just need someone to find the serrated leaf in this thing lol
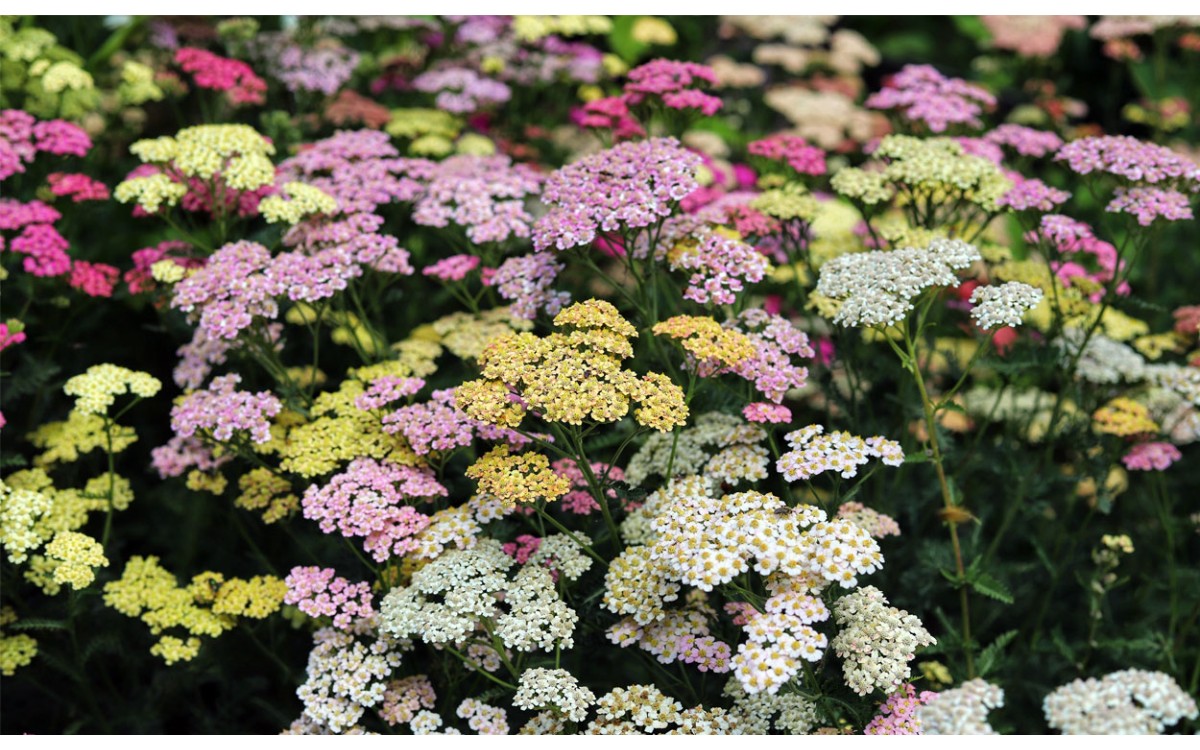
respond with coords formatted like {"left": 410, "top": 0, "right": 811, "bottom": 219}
{"left": 970, "top": 572, "right": 1014, "bottom": 604}
{"left": 904, "top": 451, "right": 931, "bottom": 464}
{"left": 977, "top": 630, "right": 1019, "bottom": 677}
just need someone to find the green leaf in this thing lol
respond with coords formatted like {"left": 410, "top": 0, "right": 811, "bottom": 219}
{"left": 904, "top": 451, "right": 931, "bottom": 464}
{"left": 8, "top": 617, "right": 71, "bottom": 632}
{"left": 970, "top": 572, "right": 1014, "bottom": 604}
{"left": 609, "top": 16, "right": 650, "bottom": 63}
{"left": 951, "top": 15, "right": 991, "bottom": 44}
{"left": 977, "top": 630, "right": 1019, "bottom": 677}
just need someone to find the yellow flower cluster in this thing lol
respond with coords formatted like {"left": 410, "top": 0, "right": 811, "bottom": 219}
{"left": 276, "top": 379, "right": 420, "bottom": 478}
{"left": 34, "top": 60, "right": 93, "bottom": 93}
{"left": 652, "top": 316, "right": 757, "bottom": 369}
{"left": 512, "top": 15, "right": 612, "bottom": 42}
{"left": 830, "top": 168, "right": 895, "bottom": 205}
{"left": 0, "top": 607, "right": 38, "bottom": 677}
{"left": 63, "top": 364, "right": 162, "bottom": 416}
{"left": 1133, "top": 333, "right": 1183, "bottom": 360}
{"left": 113, "top": 172, "right": 188, "bottom": 214}
{"left": 458, "top": 299, "right": 688, "bottom": 432}
{"left": 1, "top": 474, "right": 52, "bottom": 564}
{"left": 118, "top": 60, "right": 164, "bottom": 105}
{"left": 236, "top": 468, "right": 298, "bottom": 524}
{"left": 44, "top": 531, "right": 108, "bottom": 590}
{"left": 465, "top": 446, "right": 571, "bottom": 508}
{"left": 103, "top": 556, "right": 284, "bottom": 664}
{"left": 186, "top": 469, "right": 228, "bottom": 495}
{"left": 751, "top": 183, "right": 821, "bottom": 222}
{"left": 873, "top": 135, "right": 1012, "bottom": 211}
{"left": 150, "top": 258, "right": 189, "bottom": 284}
{"left": 385, "top": 108, "right": 462, "bottom": 142}
{"left": 1092, "top": 398, "right": 1159, "bottom": 437}
{"left": 431, "top": 308, "right": 534, "bottom": 362}
{"left": 30, "top": 410, "right": 137, "bottom": 466}
{"left": 259, "top": 182, "right": 339, "bottom": 225}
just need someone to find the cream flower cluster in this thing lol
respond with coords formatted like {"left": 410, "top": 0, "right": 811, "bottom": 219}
{"left": 512, "top": 667, "right": 596, "bottom": 723}
{"left": 1043, "top": 669, "right": 1198, "bottom": 734}
{"left": 919, "top": 678, "right": 1004, "bottom": 735}
{"left": 63, "top": 364, "right": 162, "bottom": 416}
{"left": 776, "top": 424, "right": 904, "bottom": 481}
{"left": 969, "top": 281, "right": 1044, "bottom": 330}
{"left": 830, "top": 586, "right": 936, "bottom": 696}
{"left": 816, "top": 239, "right": 982, "bottom": 327}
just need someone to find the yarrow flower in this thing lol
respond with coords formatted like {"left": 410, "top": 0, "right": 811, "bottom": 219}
{"left": 998, "top": 176, "right": 1071, "bottom": 212}
{"left": 1054, "top": 135, "right": 1200, "bottom": 190}
{"left": 175, "top": 47, "right": 267, "bottom": 105}
{"left": 423, "top": 254, "right": 480, "bottom": 282}
{"left": 623, "top": 59, "right": 722, "bottom": 116}
{"left": 866, "top": 64, "right": 996, "bottom": 132}
{"left": 816, "top": 238, "right": 982, "bottom": 328}
{"left": 832, "top": 586, "right": 936, "bottom": 696}
{"left": 865, "top": 684, "right": 938, "bottom": 735}
{"left": 984, "top": 124, "right": 1064, "bottom": 158}
{"left": 1106, "top": 186, "right": 1194, "bottom": 226}
{"left": 512, "top": 668, "right": 596, "bottom": 723}
{"left": 743, "top": 403, "right": 792, "bottom": 424}
{"left": 1122, "top": 442, "right": 1182, "bottom": 471}
{"left": 747, "top": 134, "right": 827, "bottom": 176}
{"left": 920, "top": 679, "right": 1004, "bottom": 735}
{"left": 777, "top": 425, "right": 904, "bottom": 481}
{"left": 533, "top": 138, "right": 701, "bottom": 252}
{"left": 170, "top": 373, "right": 282, "bottom": 444}
{"left": 1043, "top": 669, "right": 1198, "bottom": 734}
{"left": 413, "top": 68, "right": 511, "bottom": 113}
{"left": 63, "top": 364, "right": 162, "bottom": 415}
{"left": 968, "top": 281, "right": 1043, "bottom": 330}
{"left": 668, "top": 229, "right": 770, "bottom": 306}
{"left": 284, "top": 567, "right": 375, "bottom": 630}
{"left": 46, "top": 172, "right": 109, "bottom": 202}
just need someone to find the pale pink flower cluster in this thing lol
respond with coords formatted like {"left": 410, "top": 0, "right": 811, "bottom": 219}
{"left": 777, "top": 425, "right": 904, "bottom": 482}
{"left": 865, "top": 683, "right": 938, "bottom": 735}
{"left": 725, "top": 310, "right": 815, "bottom": 403}
{"left": 353, "top": 376, "right": 425, "bottom": 411}
{"left": 980, "top": 16, "right": 1085, "bottom": 57}
{"left": 734, "top": 589, "right": 831, "bottom": 694}
{"left": 490, "top": 251, "right": 570, "bottom": 320}
{"left": 609, "top": 608, "right": 733, "bottom": 675}
{"left": 999, "top": 176, "right": 1071, "bottom": 212}
{"left": 412, "top": 67, "right": 511, "bottom": 113}
{"left": 285, "top": 566, "right": 376, "bottom": 630}
{"left": 837, "top": 501, "right": 901, "bottom": 539}
{"left": 866, "top": 64, "right": 996, "bottom": 132}
{"left": 1033, "top": 215, "right": 1129, "bottom": 300}
{"left": 378, "top": 676, "right": 437, "bottom": 726}
{"left": 1055, "top": 135, "right": 1200, "bottom": 189}
{"left": 410, "top": 155, "right": 543, "bottom": 244}
{"left": 170, "top": 373, "right": 282, "bottom": 444}
{"left": 533, "top": 137, "right": 701, "bottom": 252}
{"left": 984, "top": 124, "right": 1064, "bottom": 158}
{"left": 383, "top": 388, "right": 529, "bottom": 455}
{"left": 150, "top": 434, "right": 231, "bottom": 479}
{"left": 670, "top": 231, "right": 769, "bottom": 306}
{"left": 1122, "top": 442, "right": 1182, "bottom": 471}
{"left": 551, "top": 458, "right": 626, "bottom": 515}
{"left": 301, "top": 457, "right": 443, "bottom": 562}
{"left": 456, "top": 699, "right": 509, "bottom": 735}
{"left": 1107, "top": 186, "right": 1194, "bottom": 226}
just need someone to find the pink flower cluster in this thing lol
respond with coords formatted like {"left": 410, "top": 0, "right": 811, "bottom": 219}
{"left": 623, "top": 59, "right": 722, "bottom": 116}
{"left": 550, "top": 458, "right": 627, "bottom": 515}
{"left": 725, "top": 310, "right": 815, "bottom": 403}
{"left": 999, "top": 176, "right": 1072, "bottom": 213}
{"left": 301, "top": 457, "right": 443, "bottom": 562}
{"left": 175, "top": 47, "right": 267, "bottom": 105}
{"left": 742, "top": 403, "right": 792, "bottom": 424}
{"left": 1032, "top": 215, "right": 1129, "bottom": 300}
{"left": 383, "top": 388, "right": 529, "bottom": 456}
{"left": 533, "top": 137, "right": 702, "bottom": 252}
{"left": 169, "top": 373, "right": 282, "bottom": 444}
{"left": 503, "top": 534, "right": 542, "bottom": 564}
{"left": 284, "top": 566, "right": 375, "bottom": 630}
{"left": 47, "top": 172, "right": 110, "bottom": 202}
{"left": 574, "top": 96, "right": 644, "bottom": 140}
{"left": 412, "top": 67, "right": 511, "bottom": 113}
{"left": 354, "top": 376, "right": 426, "bottom": 412}
{"left": 423, "top": 254, "right": 480, "bottom": 282}
{"left": 68, "top": 260, "right": 120, "bottom": 298}
{"left": 866, "top": 64, "right": 996, "bottom": 133}
{"left": 747, "top": 134, "right": 827, "bottom": 176}
{"left": 150, "top": 434, "right": 230, "bottom": 479}
{"left": 276, "top": 130, "right": 431, "bottom": 215}
{"left": 409, "top": 155, "right": 543, "bottom": 244}
{"left": 1122, "top": 442, "right": 1182, "bottom": 472}
{"left": 1, "top": 200, "right": 71, "bottom": 277}
{"left": 0, "top": 322, "right": 27, "bottom": 353}
{"left": 171, "top": 241, "right": 281, "bottom": 340}
{"left": 1106, "top": 186, "right": 1194, "bottom": 226}
{"left": 1, "top": 110, "right": 92, "bottom": 181}
{"left": 671, "top": 231, "right": 769, "bottom": 306}
{"left": 674, "top": 634, "right": 733, "bottom": 673}
{"left": 1055, "top": 135, "right": 1200, "bottom": 190}
{"left": 865, "top": 683, "right": 938, "bottom": 735}
{"left": 837, "top": 501, "right": 901, "bottom": 539}
{"left": 256, "top": 33, "right": 360, "bottom": 96}
{"left": 491, "top": 251, "right": 570, "bottom": 320}
{"left": 980, "top": 15, "right": 1085, "bottom": 58}
{"left": 984, "top": 124, "right": 1064, "bottom": 158}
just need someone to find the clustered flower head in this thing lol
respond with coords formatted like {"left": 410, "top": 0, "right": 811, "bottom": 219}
{"left": 623, "top": 59, "right": 722, "bottom": 116}
{"left": 512, "top": 667, "right": 596, "bottom": 722}
{"left": 1122, "top": 441, "right": 1182, "bottom": 471}
{"left": 62, "top": 364, "right": 162, "bottom": 416}
{"left": 409, "top": 154, "right": 543, "bottom": 244}
{"left": 747, "top": 134, "right": 827, "bottom": 176}
{"left": 969, "top": 281, "right": 1043, "bottom": 330}
{"left": 1043, "top": 669, "right": 1197, "bottom": 734}
{"left": 175, "top": 47, "right": 267, "bottom": 105}
{"left": 284, "top": 566, "right": 375, "bottom": 630}
{"left": 457, "top": 299, "right": 689, "bottom": 432}
{"left": 667, "top": 229, "right": 770, "bottom": 306}
{"left": 777, "top": 424, "right": 904, "bottom": 482}
{"left": 1, "top": 109, "right": 92, "bottom": 181}
{"left": 919, "top": 679, "right": 1004, "bottom": 735}
{"left": 533, "top": 138, "right": 701, "bottom": 252}
{"left": 169, "top": 373, "right": 282, "bottom": 444}
{"left": 866, "top": 64, "right": 996, "bottom": 132}
{"left": 816, "top": 238, "right": 982, "bottom": 328}
{"left": 865, "top": 683, "right": 938, "bottom": 735}
{"left": 831, "top": 586, "right": 936, "bottom": 696}
{"left": 413, "top": 68, "right": 511, "bottom": 114}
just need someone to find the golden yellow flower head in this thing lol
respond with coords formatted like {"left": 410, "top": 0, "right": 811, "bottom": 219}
{"left": 1093, "top": 397, "right": 1159, "bottom": 437}
{"left": 465, "top": 446, "right": 571, "bottom": 507}
{"left": 653, "top": 315, "right": 757, "bottom": 368}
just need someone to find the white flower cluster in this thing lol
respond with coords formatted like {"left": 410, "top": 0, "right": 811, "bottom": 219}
{"left": 816, "top": 238, "right": 981, "bottom": 328}
{"left": 513, "top": 667, "right": 596, "bottom": 723}
{"left": 724, "top": 680, "right": 818, "bottom": 734}
{"left": 776, "top": 424, "right": 904, "bottom": 482}
{"left": 830, "top": 586, "right": 936, "bottom": 696}
{"left": 607, "top": 601, "right": 731, "bottom": 674}
{"left": 1146, "top": 362, "right": 1200, "bottom": 406}
{"left": 295, "top": 625, "right": 404, "bottom": 734}
{"left": 919, "top": 678, "right": 1004, "bottom": 735}
{"left": 1055, "top": 328, "right": 1145, "bottom": 384}
{"left": 587, "top": 684, "right": 683, "bottom": 733}
{"left": 527, "top": 532, "right": 593, "bottom": 580}
{"left": 624, "top": 412, "right": 766, "bottom": 486}
{"left": 1043, "top": 669, "right": 1198, "bottom": 734}
{"left": 496, "top": 565, "right": 579, "bottom": 652}
{"left": 734, "top": 590, "right": 830, "bottom": 694}
{"left": 379, "top": 539, "right": 512, "bottom": 644}
{"left": 603, "top": 544, "right": 683, "bottom": 625}
{"left": 969, "top": 281, "right": 1043, "bottom": 330}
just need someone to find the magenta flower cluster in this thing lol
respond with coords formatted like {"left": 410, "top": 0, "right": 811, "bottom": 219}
{"left": 748, "top": 134, "right": 828, "bottom": 176}
{"left": 623, "top": 59, "right": 722, "bottom": 116}
{"left": 671, "top": 231, "right": 770, "bottom": 306}
{"left": 175, "top": 47, "right": 267, "bottom": 106}
{"left": 0, "top": 109, "right": 91, "bottom": 181}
